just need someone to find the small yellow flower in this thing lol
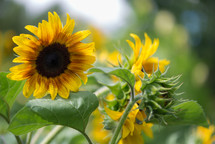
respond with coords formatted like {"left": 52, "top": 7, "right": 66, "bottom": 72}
{"left": 7, "top": 12, "right": 95, "bottom": 99}
{"left": 127, "top": 33, "right": 169, "bottom": 92}
{"left": 196, "top": 125, "right": 215, "bottom": 144}
{"left": 91, "top": 109, "right": 111, "bottom": 144}
{"left": 105, "top": 103, "right": 153, "bottom": 144}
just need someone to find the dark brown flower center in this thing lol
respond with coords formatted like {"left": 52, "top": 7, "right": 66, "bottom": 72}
{"left": 36, "top": 43, "right": 70, "bottom": 78}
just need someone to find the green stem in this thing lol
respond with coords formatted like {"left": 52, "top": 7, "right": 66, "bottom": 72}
{"left": 31, "top": 127, "right": 45, "bottom": 144}
{"left": 79, "top": 131, "right": 93, "bottom": 144}
{"left": 130, "top": 86, "right": 135, "bottom": 101}
{"left": 15, "top": 136, "right": 22, "bottom": 144}
{"left": 26, "top": 132, "right": 33, "bottom": 144}
{"left": 2, "top": 107, "right": 22, "bottom": 144}
{"left": 110, "top": 96, "right": 141, "bottom": 144}
{"left": 94, "top": 86, "right": 109, "bottom": 98}
{"left": 40, "top": 126, "right": 64, "bottom": 144}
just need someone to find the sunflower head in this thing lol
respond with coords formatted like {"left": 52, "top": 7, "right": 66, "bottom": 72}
{"left": 7, "top": 12, "right": 95, "bottom": 100}
{"left": 105, "top": 103, "right": 153, "bottom": 144}
{"left": 127, "top": 33, "right": 170, "bottom": 92}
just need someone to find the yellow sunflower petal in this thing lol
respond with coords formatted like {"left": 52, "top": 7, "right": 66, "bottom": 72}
{"left": 62, "top": 14, "right": 75, "bottom": 35}
{"left": 130, "top": 33, "right": 142, "bottom": 60}
{"left": 13, "top": 46, "right": 37, "bottom": 57}
{"left": 53, "top": 12, "right": 62, "bottom": 34}
{"left": 119, "top": 130, "right": 144, "bottom": 144}
{"left": 142, "top": 122, "right": 153, "bottom": 138}
{"left": 142, "top": 57, "right": 159, "bottom": 74}
{"left": 66, "top": 30, "right": 91, "bottom": 46}
{"left": 7, "top": 72, "right": 28, "bottom": 81}
{"left": 143, "top": 57, "right": 169, "bottom": 74}
{"left": 70, "top": 55, "right": 96, "bottom": 64}
{"left": 23, "top": 74, "right": 37, "bottom": 98}
{"left": 59, "top": 72, "right": 79, "bottom": 92}
{"left": 20, "top": 34, "right": 38, "bottom": 43}
{"left": 68, "top": 63, "right": 93, "bottom": 71}
{"left": 148, "top": 38, "right": 159, "bottom": 58}
{"left": 144, "top": 33, "right": 152, "bottom": 49}
{"left": 37, "top": 21, "right": 49, "bottom": 44}
{"left": 7, "top": 64, "right": 35, "bottom": 80}
{"left": 68, "top": 42, "right": 95, "bottom": 55}
{"left": 69, "top": 70, "right": 88, "bottom": 84}
{"left": 104, "top": 107, "right": 123, "bottom": 121}
{"left": 136, "top": 111, "right": 145, "bottom": 121}
{"left": 123, "top": 119, "right": 135, "bottom": 137}
{"left": 25, "top": 25, "right": 38, "bottom": 37}
{"left": 48, "top": 12, "right": 56, "bottom": 36}
{"left": 13, "top": 57, "right": 35, "bottom": 63}
{"left": 48, "top": 78, "right": 58, "bottom": 100}
{"left": 34, "top": 75, "right": 48, "bottom": 98}
{"left": 142, "top": 33, "right": 152, "bottom": 60}
{"left": 142, "top": 33, "right": 159, "bottom": 60}
{"left": 134, "top": 78, "right": 142, "bottom": 92}
{"left": 13, "top": 36, "right": 39, "bottom": 49}
{"left": 58, "top": 84, "right": 70, "bottom": 99}
{"left": 159, "top": 59, "right": 170, "bottom": 73}
{"left": 9, "top": 63, "right": 32, "bottom": 72}
{"left": 122, "top": 121, "right": 131, "bottom": 138}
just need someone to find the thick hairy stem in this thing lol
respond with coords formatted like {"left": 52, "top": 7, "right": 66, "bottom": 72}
{"left": 110, "top": 96, "right": 141, "bottom": 144}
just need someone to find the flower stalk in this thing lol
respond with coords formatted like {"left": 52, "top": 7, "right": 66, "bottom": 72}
{"left": 40, "top": 125, "right": 65, "bottom": 144}
{"left": 110, "top": 95, "right": 142, "bottom": 144}
{"left": 26, "top": 132, "right": 33, "bottom": 144}
{"left": 15, "top": 136, "right": 22, "bottom": 144}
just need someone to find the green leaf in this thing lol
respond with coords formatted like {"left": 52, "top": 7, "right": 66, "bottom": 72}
{"left": 8, "top": 91, "right": 99, "bottom": 135}
{"left": 0, "top": 72, "right": 24, "bottom": 122}
{"left": 89, "top": 67, "right": 135, "bottom": 87}
{"left": 152, "top": 101, "right": 208, "bottom": 127}
{"left": 106, "top": 83, "right": 124, "bottom": 99}
{"left": 98, "top": 82, "right": 124, "bottom": 100}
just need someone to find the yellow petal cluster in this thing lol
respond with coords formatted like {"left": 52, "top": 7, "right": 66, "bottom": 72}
{"left": 127, "top": 33, "right": 170, "bottom": 92}
{"left": 105, "top": 103, "right": 153, "bottom": 144}
{"left": 197, "top": 125, "right": 215, "bottom": 144}
{"left": 91, "top": 109, "right": 111, "bottom": 144}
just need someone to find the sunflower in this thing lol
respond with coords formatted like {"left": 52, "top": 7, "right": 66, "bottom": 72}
{"left": 127, "top": 33, "right": 170, "bottom": 92}
{"left": 196, "top": 125, "right": 215, "bottom": 144}
{"left": 105, "top": 103, "right": 153, "bottom": 144}
{"left": 91, "top": 109, "right": 111, "bottom": 144}
{"left": 7, "top": 12, "right": 95, "bottom": 99}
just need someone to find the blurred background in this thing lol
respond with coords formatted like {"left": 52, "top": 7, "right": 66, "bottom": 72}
{"left": 0, "top": 0, "right": 215, "bottom": 143}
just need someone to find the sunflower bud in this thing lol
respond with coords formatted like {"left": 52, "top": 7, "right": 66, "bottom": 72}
{"left": 139, "top": 68, "right": 182, "bottom": 123}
